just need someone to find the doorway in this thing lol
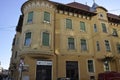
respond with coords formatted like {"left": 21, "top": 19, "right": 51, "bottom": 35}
{"left": 66, "top": 61, "right": 79, "bottom": 80}
{"left": 36, "top": 60, "right": 52, "bottom": 80}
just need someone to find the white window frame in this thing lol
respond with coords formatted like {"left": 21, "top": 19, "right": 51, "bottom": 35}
{"left": 103, "top": 61, "right": 111, "bottom": 72}
{"left": 87, "top": 59, "right": 95, "bottom": 73}
{"left": 104, "top": 40, "right": 111, "bottom": 52}
{"left": 43, "top": 11, "right": 51, "bottom": 24}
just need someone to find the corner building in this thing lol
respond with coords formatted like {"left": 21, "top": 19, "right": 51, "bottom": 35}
{"left": 10, "top": 0, "right": 120, "bottom": 80}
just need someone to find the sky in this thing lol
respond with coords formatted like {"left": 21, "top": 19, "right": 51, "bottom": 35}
{"left": 0, "top": 0, "right": 120, "bottom": 69}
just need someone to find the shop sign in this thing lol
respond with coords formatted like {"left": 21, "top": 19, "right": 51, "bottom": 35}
{"left": 37, "top": 61, "right": 52, "bottom": 66}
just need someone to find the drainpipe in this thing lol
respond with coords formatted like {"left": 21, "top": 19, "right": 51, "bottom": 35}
{"left": 53, "top": 7, "right": 58, "bottom": 79}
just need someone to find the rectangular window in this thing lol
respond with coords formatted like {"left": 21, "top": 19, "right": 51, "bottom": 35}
{"left": 66, "top": 19, "right": 72, "bottom": 29}
{"left": 94, "top": 24, "right": 97, "bottom": 32}
{"left": 44, "top": 11, "right": 50, "bottom": 22}
{"left": 105, "top": 40, "right": 111, "bottom": 52}
{"left": 96, "top": 41, "right": 100, "bottom": 51}
{"left": 27, "top": 11, "right": 33, "bottom": 23}
{"left": 81, "top": 39, "right": 87, "bottom": 51}
{"left": 68, "top": 38, "right": 75, "bottom": 49}
{"left": 88, "top": 60, "right": 94, "bottom": 73}
{"left": 102, "top": 23, "right": 107, "bottom": 33}
{"left": 42, "top": 32, "right": 49, "bottom": 46}
{"left": 117, "top": 44, "right": 120, "bottom": 53}
{"left": 80, "top": 21, "right": 86, "bottom": 32}
{"left": 24, "top": 32, "right": 31, "bottom": 46}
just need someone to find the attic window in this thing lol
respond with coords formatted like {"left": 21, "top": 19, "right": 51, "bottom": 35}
{"left": 100, "top": 13, "right": 103, "bottom": 17}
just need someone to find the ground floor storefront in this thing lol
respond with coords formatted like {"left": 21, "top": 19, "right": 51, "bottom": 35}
{"left": 11, "top": 54, "right": 120, "bottom": 80}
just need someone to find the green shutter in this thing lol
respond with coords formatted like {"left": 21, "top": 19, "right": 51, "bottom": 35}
{"left": 102, "top": 23, "right": 107, "bottom": 32}
{"left": 42, "top": 32, "right": 49, "bottom": 46}
{"left": 80, "top": 22, "right": 85, "bottom": 31}
{"left": 27, "top": 11, "right": 33, "bottom": 23}
{"left": 66, "top": 19, "right": 72, "bottom": 29}
{"left": 44, "top": 12, "right": 50, "bottom": 22}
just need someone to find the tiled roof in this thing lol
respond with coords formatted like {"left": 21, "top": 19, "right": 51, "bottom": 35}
{"left": 107, "top": 13, "right": 120, "bottom": 20}
{"left": 66, "top": 2, "right": 90, "bottom": 12}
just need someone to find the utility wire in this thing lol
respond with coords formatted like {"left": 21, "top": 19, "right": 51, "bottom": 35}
{"left": 109, "top": 9, "right": 120, "bottom": 12}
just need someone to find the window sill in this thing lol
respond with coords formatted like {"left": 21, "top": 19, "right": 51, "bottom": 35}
{"left": 43, "top": 21, "right": 50, "bottom": 24}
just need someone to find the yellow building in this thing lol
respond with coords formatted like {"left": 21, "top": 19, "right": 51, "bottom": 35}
{"left": 10, "top": 0, "right": 120, "bottom": 80}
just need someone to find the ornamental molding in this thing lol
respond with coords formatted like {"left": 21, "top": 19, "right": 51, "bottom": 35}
{"left": 22, "top": 1, "right": 55, "bottom": 13}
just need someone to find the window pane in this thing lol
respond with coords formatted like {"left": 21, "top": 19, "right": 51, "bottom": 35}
{"left": 117, "top": 44, "right": 120, "bottom": 53}
{"left": 96, "top": 41, "right": 100, "bottom": 51}
{"left": 88, "top": 60, "right": 94, "bottom": 72}
{"left": 94, "top": 24, "right": 97, "bottom": 32}
{"left": 42, "top": 32, "right": 49, "bottom": 46}
{"left": 81, "top": 39, "right": 87, "bottom": 51}
{"left": 102, "top": 23, "right": 107, "bottom": 33}
{"left": 105, "top": 40, "right": 111, "bottom": 51}
{"left": 68, "top": 38, "right": 75, "bottom": 49}
{"left": 27, "top": 11, "right": 33, "bottom": 23}
{"left": 44, "top": 12, "right": 50, "bottom": 22}
{"left": 24, "top": 32, "right": 31, "bottom": 46}
{"left": 66, "top": 19, "right": 72, "bottom": 29}
{"left": 80, "top": 22, "right": 86, "bottom": 32}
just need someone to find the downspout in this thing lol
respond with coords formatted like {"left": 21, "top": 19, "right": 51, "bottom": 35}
{"left": 53, "top": 7, "right": 58, "bottom": 79}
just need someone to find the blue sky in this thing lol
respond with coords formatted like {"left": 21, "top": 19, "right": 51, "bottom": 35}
{"left": 0, "top": 0, "right": 120, "bottom": 69}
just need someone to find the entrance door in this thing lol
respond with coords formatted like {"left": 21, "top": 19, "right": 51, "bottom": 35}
{"left": 36, "top": 61, "right": 52, "bottom": 80}
{"left": 66, "top": 61, "right": 79, "bottom": 80}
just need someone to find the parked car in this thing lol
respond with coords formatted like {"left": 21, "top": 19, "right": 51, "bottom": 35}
{"left": 98, "top": 71, "right": 120, "bottom": 80}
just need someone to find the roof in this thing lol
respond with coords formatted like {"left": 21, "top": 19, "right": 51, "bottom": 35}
{"left": 107, "top": 13, "right": 120, "bottom": 20}
{"left": 66, "top": 2, "right": 90, "bottom": 12}
{"left": 53, "top": 1, "right": 96, "bottom": 16}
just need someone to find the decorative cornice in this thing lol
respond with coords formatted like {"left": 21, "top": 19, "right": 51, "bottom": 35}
{"left": 21, "top": 0, "right": 55, "bottom": 13}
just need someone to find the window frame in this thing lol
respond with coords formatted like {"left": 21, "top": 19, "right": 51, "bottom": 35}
{"left": 116, "top": 43, "right": 120, "bottom": 53}
{"left": 68, "top": 37, "right": 75, "bottom": 50}
{"left": 42, "top": 32, "right": 50, "bottom": 46}
{"left": 80, "top": 21, "right": 86, "bottom": 32}
{"left": 44, "top": 11, "right": 50, "bottom": 23}
{"left": 102, "top": 23, "right": 107, "bottom": 33}
{"left": 96, "top": 41, "right": 100, "bottom": 51}
{"left": 104, "top": 40, "right": 111, "bottom": 52}
{"left": 27, "top": 11, "right": 33, "bottom": 23}
{"left": 93, "top": 24, "right": 97, "bottom": 32}
{"left": 87, "top": 60, "right": 95, "bottom": 73}
{"left": 24, "top": 32, "right": 32, "bottom": 46}
{"left": 80, "top": 39, "right": 87, "bottom": 51}
{"left": 66, "top": 19, "right": 72, "bottom": 29}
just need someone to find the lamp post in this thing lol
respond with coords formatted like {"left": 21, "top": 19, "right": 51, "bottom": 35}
{"left": 19, "top": 59, "right": 24, "bottom": 80}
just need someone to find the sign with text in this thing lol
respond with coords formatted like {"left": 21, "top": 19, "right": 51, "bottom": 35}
{"left": 37, "top": 61, "right": 52, "bottom": 66}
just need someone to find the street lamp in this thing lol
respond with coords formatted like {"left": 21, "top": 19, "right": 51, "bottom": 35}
{"left": 19, "top": 59, "right": 24, "bottom": 80}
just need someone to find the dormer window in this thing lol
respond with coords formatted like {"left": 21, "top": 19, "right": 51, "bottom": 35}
{"left": 112, "top": 29, "right": 118, "bottom": 37}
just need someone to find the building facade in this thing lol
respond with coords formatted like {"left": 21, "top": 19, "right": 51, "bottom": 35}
{"left": 10, "top": 0, "right": 120, "bottom": 80}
